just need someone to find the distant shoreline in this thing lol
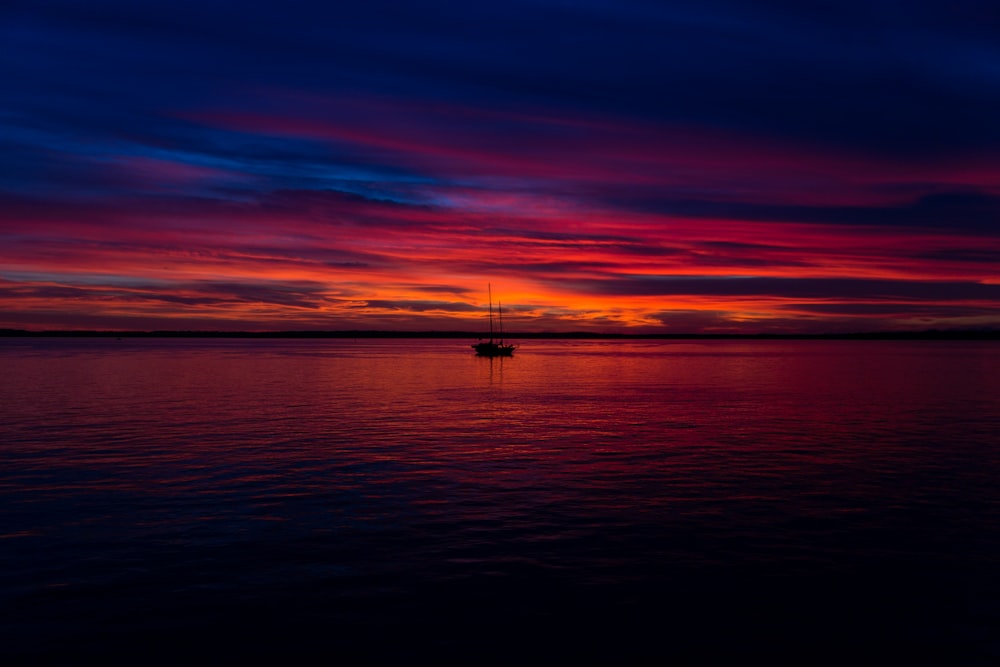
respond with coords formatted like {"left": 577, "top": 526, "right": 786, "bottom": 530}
{"left": 2, "top": 329, "right": 998, "bottom": 340}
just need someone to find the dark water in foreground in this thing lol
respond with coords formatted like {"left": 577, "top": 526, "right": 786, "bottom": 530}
{"left": 2, "top": 338, "right": 999, "bottom": 664}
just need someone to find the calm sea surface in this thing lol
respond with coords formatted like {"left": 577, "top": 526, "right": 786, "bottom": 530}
{"left": 2, "top": 338, "right": 999, "bottom": 664}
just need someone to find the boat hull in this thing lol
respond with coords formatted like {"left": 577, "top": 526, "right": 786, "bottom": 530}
{"left": 473, "top": 341, "right": 515, "bottom": 357}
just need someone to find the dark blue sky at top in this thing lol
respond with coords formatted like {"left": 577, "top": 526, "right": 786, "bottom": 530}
{"left": 7, "top": 0, "right": 1000, "bottom": 156}
{"left": 2, "top": 0, "right": 1000, "bottom": 332}
{"left": 3, "top": 0, "right": 999, "bottom": 227}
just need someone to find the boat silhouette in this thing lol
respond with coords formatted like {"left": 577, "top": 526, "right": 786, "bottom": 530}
{"left": 472, "top": 284, "right": 516, "bottom": 357}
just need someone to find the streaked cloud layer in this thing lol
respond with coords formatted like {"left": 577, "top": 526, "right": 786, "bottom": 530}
{"left": 3, "top": 0, "right": 999, "bottom": 332}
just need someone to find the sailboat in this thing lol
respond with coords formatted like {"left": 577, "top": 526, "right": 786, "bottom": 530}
{"left": 472, "top": 284, "right": 516, "bottom": 357}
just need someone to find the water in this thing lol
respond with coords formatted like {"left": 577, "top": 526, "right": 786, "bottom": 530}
{"left": 2, "top": 338, "right": 999, "bottom": 664}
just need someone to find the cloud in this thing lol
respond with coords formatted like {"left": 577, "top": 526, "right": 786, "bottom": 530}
{"left": 599, "top": 189, "right": 1000, "bottom": 234}
{"left": 353, "top": 300, "right": 481, "bottom": 313}
{"left": 781, "top": 302, "right": 1000, "bottom": 318}
{"left": 3, "top": 1, "right": 1000, "bottom": 332}
{"left": 570, "top": 276, "right": 1000, "bottom": 301}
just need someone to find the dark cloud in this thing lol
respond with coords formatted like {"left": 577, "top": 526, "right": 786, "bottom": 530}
{"left": 571, "top": 276, "right": 1000, "bottom": 301}
{"left": 353, "top": 300, "right": 480, "bottom": 313}
{"left": 602, "top": 190, "right": 1000, "bottom": 233}
{"left": 7, "top": 0, "right": 1000, "bottom": 199}
{"left": 6, "top": 0, "right": 1000, "bottom": 160}
{"left": 782, "top": 302, "right": 1000, "bottom": 317}
{"left": 918, "top": 248, "right": 1000, "bottom": 264}
{"left": 647, "top": 309, "right": 746, "bottom": 332}
{"left": 0, "top": 278, "right": 335, "bottom": 310}
{"left": 192, "top": 280, "right": 334, "bottom": 309}
{"left": 404, "top": 283, "right": 472, "bottom": 296}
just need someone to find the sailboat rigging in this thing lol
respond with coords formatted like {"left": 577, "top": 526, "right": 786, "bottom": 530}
{"left": 472, "top": 284, "right": 516, "bottom": 357}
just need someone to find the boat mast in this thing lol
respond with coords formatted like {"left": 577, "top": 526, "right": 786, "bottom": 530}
{"left": 488, "top": 283, "right": 494, "bottom": 342}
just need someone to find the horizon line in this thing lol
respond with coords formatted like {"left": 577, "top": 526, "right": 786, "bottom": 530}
{"left": 2, "top": 328, "right": 998, "bottom": 340}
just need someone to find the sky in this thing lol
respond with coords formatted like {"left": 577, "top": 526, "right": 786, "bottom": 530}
{"left": 3, "top": 0, "right": 1000, "bottom": 333}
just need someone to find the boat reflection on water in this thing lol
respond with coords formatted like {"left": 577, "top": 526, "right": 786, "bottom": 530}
{"left": 472, "top": 284, "right": 516, "bottom": 357}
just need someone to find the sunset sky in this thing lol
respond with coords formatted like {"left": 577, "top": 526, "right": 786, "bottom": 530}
{"left": 3, "top": 0, "right": 1000, "bottom": 333}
